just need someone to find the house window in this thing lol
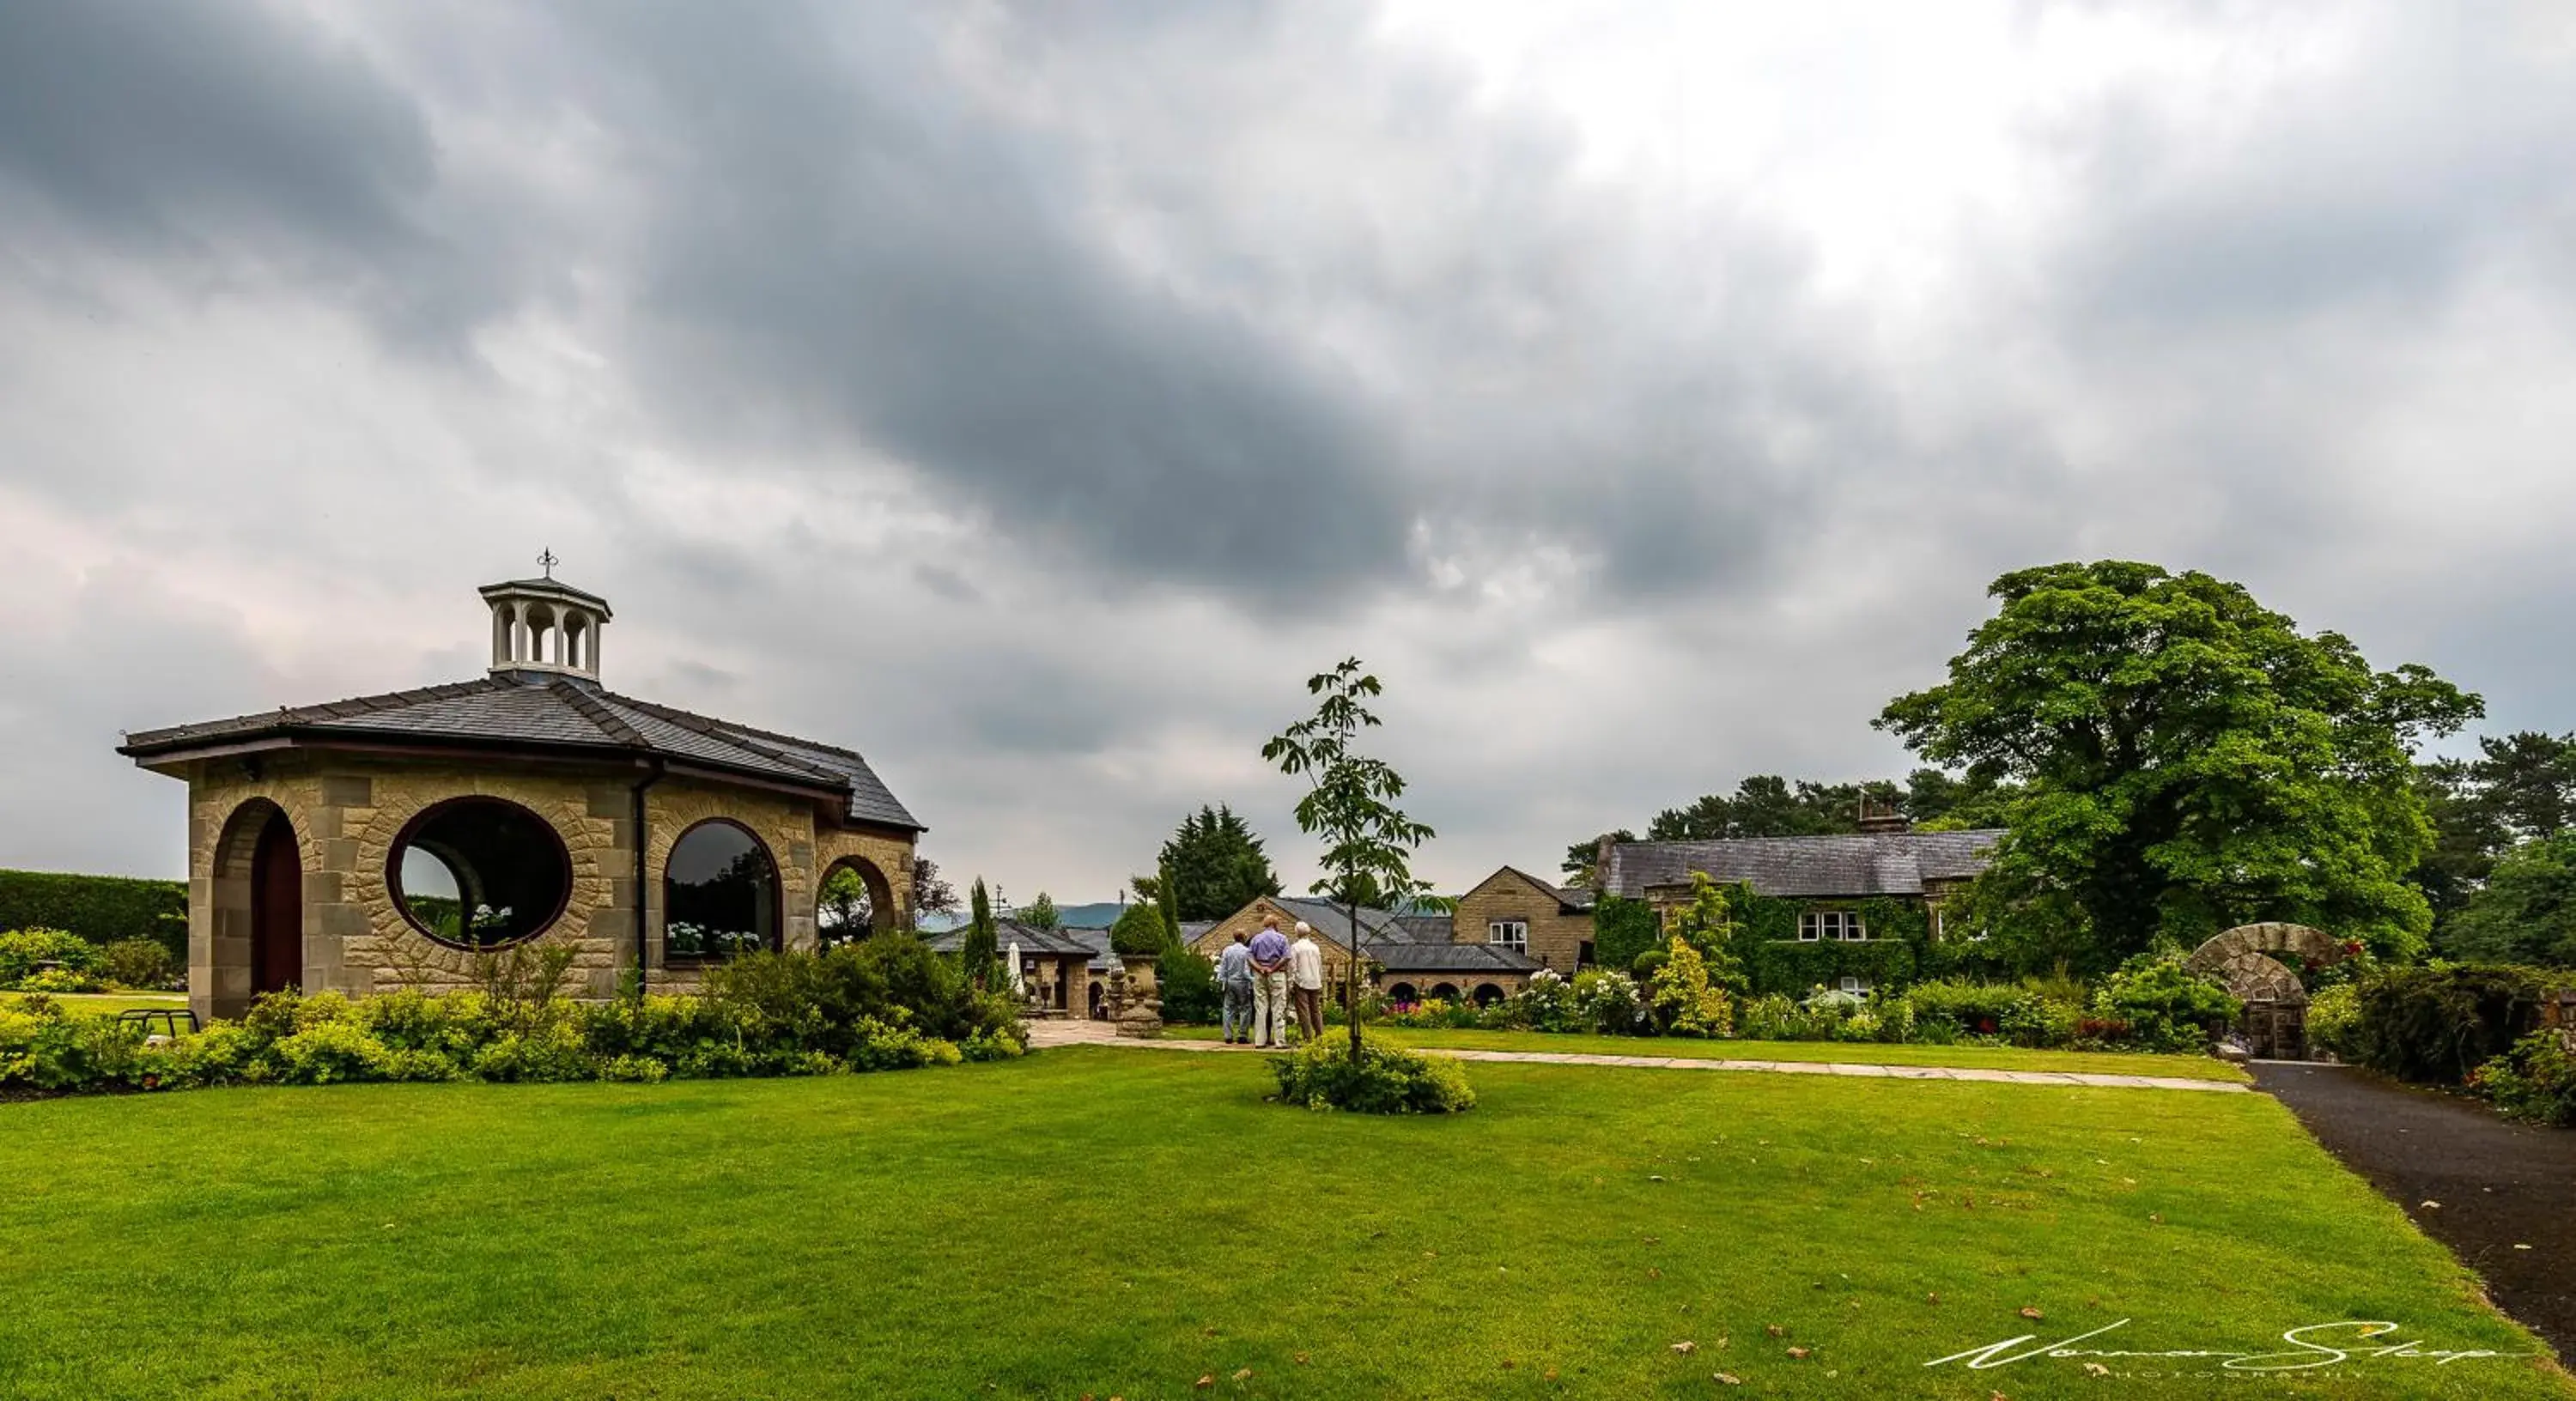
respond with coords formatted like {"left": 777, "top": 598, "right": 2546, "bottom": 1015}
{"left": 1838, "top": 974, "right": 1873, "bottom": 998}
{"left": 1798, "top": 911, "right": 1867, "bottom": 943}
{"left": 1487, "top": 919, "right": 1528, "bottom": 950}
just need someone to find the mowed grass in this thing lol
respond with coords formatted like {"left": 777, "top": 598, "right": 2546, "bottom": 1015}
{"left": 1167, "top": 1023, "right": 2250, "bottom": 1081}
{"left": 0, "top": 990, "right": 188, "bottom": 1016}
{"left": 1, "top": 1051, "right": 2560, "bottom": 1400}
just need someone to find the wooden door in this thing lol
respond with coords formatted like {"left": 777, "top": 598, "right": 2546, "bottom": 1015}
{"left": 250, "top": 812, "right": 302, "bottom": 995}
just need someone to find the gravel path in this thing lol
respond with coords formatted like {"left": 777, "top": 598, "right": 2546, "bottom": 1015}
{"left": 1025, "top": 1019, "right": 2247, "bottom": 1091}
{"left": 2253, "top": 1060, "right": 2576, "bottom": 1359}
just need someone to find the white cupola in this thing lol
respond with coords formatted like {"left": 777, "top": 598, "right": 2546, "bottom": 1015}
{"left": 479, "top": 555, "right": 611, "bottom": 685}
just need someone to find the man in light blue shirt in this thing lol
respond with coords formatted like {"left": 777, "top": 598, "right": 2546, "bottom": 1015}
{"left": 1247, "top": 916, "right": 1293, "bottom": 1048}
{"left": 1216, "top": 932, "right": 1256, "bottom": 1044}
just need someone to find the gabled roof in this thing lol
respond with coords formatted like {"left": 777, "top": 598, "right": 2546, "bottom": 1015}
{"left": 1603, "top": 830, "right": 2002, "bottom": 900}
{"left": 118, "top": 676, "right": 921, "bottom": 832}
{"left": 1479, "top": 864, "right": 1596, "bottom": 913}
{"left": 1267, "top": 895, "right": 1416, "bottom": 944}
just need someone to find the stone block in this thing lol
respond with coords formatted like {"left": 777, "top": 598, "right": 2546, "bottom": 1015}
{"left": 320, "top": 775, "right": 373, "bottom": 808}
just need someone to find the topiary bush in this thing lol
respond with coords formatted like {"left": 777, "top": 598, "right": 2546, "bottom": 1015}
{"left": 1155, "top": 939, "right": 1222, "bottom": 1025}
{"left": 1270, "top": 1036, "right": 1474, "bottom": 1114}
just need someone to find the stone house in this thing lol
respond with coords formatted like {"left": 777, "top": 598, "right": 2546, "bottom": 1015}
{"left": 920, "top": 919, "right": 1112, "bottom": 1019}
{"left": 1184, "top": 894, "right": 1541, "bottom": 1007}
{"left": 117, "top": 574, "right": 923, "bottom": 1023}
{"left": 1450, "top": 865, "right": 1598, "bottom": 973}
{"left": 1598, "top": 828, "right": 2003, "bottom": 997}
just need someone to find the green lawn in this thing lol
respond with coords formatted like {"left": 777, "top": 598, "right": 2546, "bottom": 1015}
{"left": 0, "top": 990, "right": 188, "bottom": 1016}
{"left": 1, "top": 1050, "right": 2558, "bottom": 1399}
{"left": 1167, "top": 1023, "right": 2251, "bottom": 1082}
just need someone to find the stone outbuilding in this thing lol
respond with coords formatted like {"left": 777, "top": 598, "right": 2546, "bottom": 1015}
{"left": 1184, "top": 894, "right": 1540, "bottom": 1006}
{"left": 117, "top": 573, "right": 923, "bottom": 1023}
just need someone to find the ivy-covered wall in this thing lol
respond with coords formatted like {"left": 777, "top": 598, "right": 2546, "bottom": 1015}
{"left": 1592, "top": 882, "right": 2006, "bottom": 993}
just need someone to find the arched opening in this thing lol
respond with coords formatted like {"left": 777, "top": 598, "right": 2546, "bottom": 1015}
{"left": 1387, "top": 982, "right": 1419, "bottom": 1005}
{"left": 209, "top": 798, "right": 299, "bottom": 1016}
{"left": 817, "top": 855, "right": 897, "bottom": 946}
{"left": 1429, "top": 982, "right": 1461, "bottom": 1003}
{"left": 666, "top": 819, "right": 781, "bottom": 961}
{"left": 250, "top": 810, "right": 301, "bottom": 995}
{"left": 1086, "top": 979, "right": 1105, "bottom": 1020}
{"left": 387, "top": 797, "right": 572, "bottom": 948}
{"left": 1472, "top": 982, "right": 1505, "bottom": 1008}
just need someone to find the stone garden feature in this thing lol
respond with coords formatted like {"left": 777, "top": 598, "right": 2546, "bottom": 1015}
{"left": 115, "top": 570, "right": 924, "bottom": 1022}
{"left": 2186, "top": 922, "right": 2354, "bottom": 1060}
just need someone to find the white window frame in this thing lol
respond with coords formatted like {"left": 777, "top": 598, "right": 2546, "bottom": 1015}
{"left": 1838, "top": 974, "right": 1872, "bottom": 998}
{"left": 1798, "top": 910, "right": 1867, "bottom": 943}
{"left": 1487, "top": 919, "right": 1528, "bottom": 951}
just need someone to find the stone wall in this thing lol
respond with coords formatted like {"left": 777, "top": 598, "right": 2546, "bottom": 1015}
{"left": 1453, "top": 868, "right": 1591, "bottom": 973}
{"left": 179, "top": 753, "right": 914, "bottom": 1018}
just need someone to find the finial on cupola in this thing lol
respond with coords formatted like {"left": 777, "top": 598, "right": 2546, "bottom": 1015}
{"left": 479, "top": 555, "right": 612, "bottom": 687}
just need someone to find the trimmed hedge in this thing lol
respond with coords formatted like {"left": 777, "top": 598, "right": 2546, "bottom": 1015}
{"left": 2342, "top": 964, "right": 2566, "bottom": 1085}
{"left": 0, "top": 870, "right": 187, "bottom": 963}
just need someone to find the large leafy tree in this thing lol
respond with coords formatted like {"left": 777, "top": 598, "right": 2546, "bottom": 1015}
{"left": 1878, "top": 561, "right": 2480, "bottom": 969}
{"left": 911, "top": 857, "right": 960, "bottom": 922}
{"left": 1148, "top": 805, "right": 1282, "bottom": 921}
{"left": 1265, "top": 658, "right": 1437, "bottom": 1063}
{"left": 2413, "top": 731, "right": 2576, "bottom": 931}
{"left": 2446, "top": 834, "right": 2576, "bottom": 967}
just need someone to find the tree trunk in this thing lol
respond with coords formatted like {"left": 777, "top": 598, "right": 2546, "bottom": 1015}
{"left": 1347, "top": 895, "right": 1364, "bottom": 1064}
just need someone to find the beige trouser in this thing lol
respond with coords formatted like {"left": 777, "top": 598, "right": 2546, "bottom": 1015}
{"left": 1292, "top": 985, "right": 1323, "bottom": 1040}
{"left": 1252, "top": 972, "right": 1290, "bottom": 1045}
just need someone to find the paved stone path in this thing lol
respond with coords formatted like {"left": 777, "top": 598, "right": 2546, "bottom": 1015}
{"left": 1024, "top": 1019, "right": 2245, "bottom": 1092}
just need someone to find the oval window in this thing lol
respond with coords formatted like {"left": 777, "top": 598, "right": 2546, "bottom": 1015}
{"left": 388, "top": 798, "right": 571, "bottom": 948}
{"left": 665, "top": 820, "right": 779, "bottom": 961}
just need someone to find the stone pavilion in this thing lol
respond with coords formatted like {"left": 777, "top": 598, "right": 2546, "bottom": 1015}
{"left": 118, "top": 573, "right": 922, "bottom": 1022}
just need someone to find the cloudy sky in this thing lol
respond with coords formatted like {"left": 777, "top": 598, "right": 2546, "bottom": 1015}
{"left": 4, "top": 2, "right": 2573, "bottom": 901}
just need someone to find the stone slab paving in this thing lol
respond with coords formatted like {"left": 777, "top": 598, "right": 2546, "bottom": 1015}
{"left": 1021, "top": 1019, "right": 2245, "bottom": 1092}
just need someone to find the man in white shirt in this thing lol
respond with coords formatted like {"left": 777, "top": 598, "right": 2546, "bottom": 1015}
{"left": 1288, "top": 922, "right": 1327, "bottom": 1043}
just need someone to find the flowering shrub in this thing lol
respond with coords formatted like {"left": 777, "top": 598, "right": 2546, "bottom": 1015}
{"left": 2091, "top": 955, "right": 2239, "bottom": 1052}
{"left": 1270, "top": 1035, "right": 1474, "bottom": 1114}
{"left": 2471, "top": 1029, "right": 2576, "bottom": 1127}
{"left": 0, "top": 938, "right": 1028, "bottom": 1099}
{"left": 0, "top": 928, "right": 102, "bottom": 989}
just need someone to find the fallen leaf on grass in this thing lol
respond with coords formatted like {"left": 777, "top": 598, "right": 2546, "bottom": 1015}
{"left": 1671, "top": 1340, "right": 1697, "bottom": 1354}
{"left": 1648, "top": 1268, "right": 1663, "bottom": 1279}
{"left": 1292, "top": 1354, "right": 1309, "bottom": 1366}
{"left": 1786, "top": 1346, "right": 1811, "bottom": 1360}
{"left": 1232, "top": 1369, "right": 1252, "bottom": 1381}
{"left": 2019, "top": 1307, "right": 2044, "bottom": 1320}
{"left": 2085, "top": 1362, "right": 2111, "bottom": 1376}
{"left": 1763, "top": 1325, "right": 1786, "bottom": 1337}
{"left": 1926, "top": 1293, "right": 1940, "bottom": 1304}
{"left": 1201, "top": 1326, "right": 1219, "bottom": 1337}
{"left": 1194, "top": 1376, "right": 1213, "bottom": 1390}
{"left": 1712, "top": 1373, "right": 1741, "bottom": 1386}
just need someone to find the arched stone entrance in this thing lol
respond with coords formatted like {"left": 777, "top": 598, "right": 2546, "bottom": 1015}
{"left": 816, "top": 855, "right": 898, "bottom": 944}
{"left": 2186, "top": 923, "right": 2354, "bottom": 1060}
{"left": 1472, "top": 983, "right": 1505, "bottom": 1008}
{"left": 206, "top": 798, "right": 303, "bottom": 1019}
{"left": 1387, "top": 982, "right": 1419, "bottom": 1005}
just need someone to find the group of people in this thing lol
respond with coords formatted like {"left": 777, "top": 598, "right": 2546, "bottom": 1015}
{"left": 1214, "top": 914, "right": 1324, "bottom": 1047}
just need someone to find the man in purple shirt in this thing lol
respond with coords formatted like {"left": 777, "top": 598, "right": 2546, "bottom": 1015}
{"left": 1247, "top": 915, "right": 1294, "bottom": 1048}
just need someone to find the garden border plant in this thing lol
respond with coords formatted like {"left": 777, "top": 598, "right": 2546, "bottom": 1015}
{"left": 0, "top": 935, "right": 1025, "bottom": 1099}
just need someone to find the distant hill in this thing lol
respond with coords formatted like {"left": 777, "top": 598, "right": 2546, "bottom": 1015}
{"left": 914, "top": 900, "right": 1130, "bottom": 935}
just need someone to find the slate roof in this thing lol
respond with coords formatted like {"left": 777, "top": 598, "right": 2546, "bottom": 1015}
{"left": 1602, "top": 830, "right": 2003, "bottom": 900}
{"left": 1369, "top": 942, "right": 1542, "bottom": 974}
{"left": 118, "top": 676, "right": 921, "bottom": 832}
{"left": 1268, "top": 895, "right": 1415, "bottom": 943}
{"left": 920, "top": 919, "right": 1099, "bottom": 958}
